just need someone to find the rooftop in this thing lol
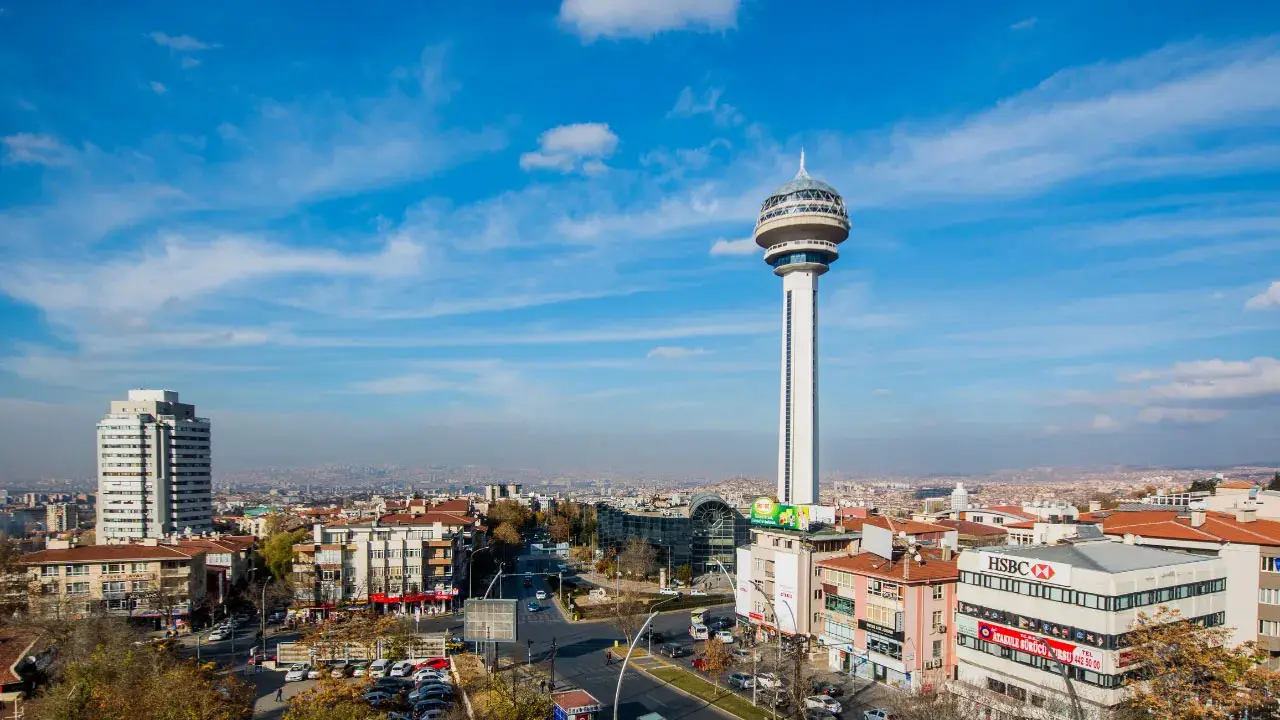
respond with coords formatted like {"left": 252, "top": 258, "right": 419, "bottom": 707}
{"left": 0, "top": 628, "right": 41, "bottom": 685}
{"left": 842, "top": 516, "right": 952, "bottom": 535}
{"left": 1096, "top": 509, "right": 1280, "bottom": 546}
{"left": 985, "top": 541, "right": 1212, "bottom": 574}
{"left": 552, "top": 689, "right": 601, "bottom": 711}
{"left": 934, "top": 519, "right": 1008, "bottom": 537}
{"left": 22, "top": 544, "right": 204, "bottom": 564}
{"left": 326, "top": 512, "right": 475, "bottom": 528}
{"left": 817, "top": 547, "right": 959, "bottom": 583}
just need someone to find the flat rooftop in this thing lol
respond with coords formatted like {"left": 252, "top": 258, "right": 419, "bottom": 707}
{"left": 985, "top": 540, "right": 1211, "bottom": 574}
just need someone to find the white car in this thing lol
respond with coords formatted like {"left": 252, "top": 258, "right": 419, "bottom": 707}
{"left": 755, "top": 673, "right": 783, "bottom": 690}
{"left": 864, "top": 710, "right": 896, "bottom": 720}
{"left": 413, "top": 667, "right": 447, "bottom": 683}
{"left": 284, "top": 663, "right": 310, "bottom": 682}
{"left": 535, "top": 590, "right": 547, "bottom": 600}
{"left": 306, "top": 665, "right": 324, "bottom": 680}
{"left": 207, "top": 629, "right": 231, "bottom": 641}
{"left": 369, "top": 659, "right": 391, "bottom": 677}
{"left": 690, "top": 589, "right": 708, "bottom": 596}
{"left": 351, "top": 661, "right": 369, "bottom": 677}
{"left": 658, "top": 587, "right": 680, "bottom": 596}
{"left": 389, "top": 660, "right": 415, "bottom": 677}
{"left": 806, "top": 696, "right": 842, "bottom": 714}
{"left": 715, "top": 630, "right": 735, "bottom": 644}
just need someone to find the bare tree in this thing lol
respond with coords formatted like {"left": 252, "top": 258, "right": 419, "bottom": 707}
{"left": 609, "top": 591, "right": 648, "bottom": 644}
{"left": 617, "top": 538, "right": 657, "bottom": 579}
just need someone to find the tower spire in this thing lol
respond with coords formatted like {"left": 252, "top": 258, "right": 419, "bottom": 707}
{"left": 797, "top": 147, "right": 808, "bottom": 178}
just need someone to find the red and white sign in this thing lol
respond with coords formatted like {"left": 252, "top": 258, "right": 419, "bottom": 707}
{"left": 978, "top": 552, "right": 1072, "bottom": 586}
{"left": 749, "top": 612, "right": 764, "bottom": 621}
{"left": 977, "top": 621, "right": 1102, "bottom": 671}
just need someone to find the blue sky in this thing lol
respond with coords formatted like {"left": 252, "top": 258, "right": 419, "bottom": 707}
{"left": 2, "top": 0, "right": 1279, "bottom": 479}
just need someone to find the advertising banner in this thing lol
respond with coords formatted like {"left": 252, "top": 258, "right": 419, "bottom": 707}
{"left": 977, "top": 552, "right": 1073, "bottom": 587}
{"left": 773, "top": 552, "right": 799, "bottom": 634}
{"left": 750, "top": 497, "right": 810, "bottom": 531}
{"left": 735, "top": 547, "right": 753, "bottom": 619}
{"left": 977, "top": 621, "right": 1102, "bottom": 671}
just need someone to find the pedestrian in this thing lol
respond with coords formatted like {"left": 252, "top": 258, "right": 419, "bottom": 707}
{"left": 605, "top": 650, "right": 612, "bottom": 665}
{"left": 274, "top": 687, "right": 284, "bottom": 703}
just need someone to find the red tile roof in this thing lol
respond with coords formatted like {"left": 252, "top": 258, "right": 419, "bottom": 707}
{"left": 1003, "top": 521, "right": 1036, "bottom": 530}
{"left": 552, "top": 689, "right": 601, "bottom": 710}
{"left": 1218, "top": 481, "right": 1256, "bottom": 490}
{"left": 327, "top": 512, "right": 475, "bottom": 528}
{"left": 1100, "top": 509, "right": 1280, "bottom": 546}
{"left": 0, "top": 628, "right": 40, "bottom": 684}
{"left": 817, "top": 548, "right": 959, "bottom": 583}
{"left": 431, "top": 499, "right": 471, "bottom": 513}
{"left": 22, "top": 544, "right": 204, "bottom": 564}
{"left": 933, "top": 519, "right": 1008, "bottom": 537}
{"left": 842, "top": 516, "right": 952, "bottom": 535}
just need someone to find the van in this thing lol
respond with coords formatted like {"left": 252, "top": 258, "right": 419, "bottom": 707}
{"left": 369, "top": 659, "right": 391, "bottom": 677}
{"left": 690, "top": 623, "right": 709, "bottom": 640}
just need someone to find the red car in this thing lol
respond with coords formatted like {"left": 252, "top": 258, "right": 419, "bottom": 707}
{"left": 414, "top": 657, "right": 449, "bottom": 671}
{"left": 690, "top": 657, "right": 709, "bottom": 672}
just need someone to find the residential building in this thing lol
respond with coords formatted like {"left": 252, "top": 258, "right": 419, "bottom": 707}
{"left": 933, "top": 519, "right": 1008, "bottom": 549}
{"left": 1082, "top": 505, "right": 1280, "bottom": 664}
{"left": 45, "top": 503, "right": 78, "bottom": 533}
{"left": 815, "top": 547, "right": 959, "bottom": 690}
{"left": 735, "top": 525, "right": 860, "bottom": 640}
{"left": 292, "top": 511, "right": 476, "bottom": 616}
{"left": 596, "top": 493, "right": 749, "bottom": 574}
{"left": 22, "top": 541, "right": 209, "bottom": 628}
{"left": 484, "top": 484, "right": 522, "bottom": 502}
{"left": 1004, "top": 521, "right": 1090, "bottom": 546}
{"left": 96, "top": 389, "right": 213, "bottom": 541}
{"left": 954, "top": 541, "right": 1227, "bottom": 717}
{"left": 174, "top": 535, "right": 256, "bottom": 603}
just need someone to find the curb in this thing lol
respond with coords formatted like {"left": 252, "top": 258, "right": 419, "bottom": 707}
{"left": 631, "top": 661, "right": 759, "bottom": 720}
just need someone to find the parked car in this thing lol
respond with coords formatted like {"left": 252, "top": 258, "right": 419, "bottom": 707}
{"left": 374, "top": 677, "right": 413, "bottom": 691}
{"left": 207, "top": 629, "right": 231, "bottom": 642}
{"left": 413, "top": 667, "right": 447, "bottom": 683}
{"left": 422, "top": 657, "right": 450, "bottom": 670}
{"left": 690, "top": 589, "right": 708, "bottom": 596}
{"left": 807, "top": 710, "right": 838, "bottom": 720}
{"left": 362, "top": 690, "right": 398, "bottom": 706}
{"left": 284, "top": 663, "right": 310, "bottom": 682}
{"left": 731, "top": 648, "right": 754, "bottom": 663}
{"left": 805, "top": 696, "right": 842, "bottom": 714}
{"left": 369, "top": 659, "right": 391, "bottom": 677}
{"left": 351, "top": 660, "right": 369, "bottom": 677}
{"left": 390, "top": 660, "right": 415, "bottom": 677}
{"left": 413, "top": 699, "right": 453, "bottom": 714}
{"left": 329, "top": 659, "right": 351, "bottom": 678}
{"left": 408, "top": 685, "right": 452, "bottom": 703}
{"left": 307, "top": 663, "right": 325, "bottom": 680}
{"left": 864, "top": 711, "right": 897, "bottom": 720}
{"left": 811, "top": 680, "right": 843, "bottom": 697}
{"left": 658, "top": 588, "right": 681, "bottom": 596}
{"left": 690, "top": 656, "right": 709, "bottom": 672}
{"left": 755, "top": 673, "right": 784, "bottom": 690}
{"left": 412, "top": 689, "right": 452, "bottom": 705}
{"left": 656, "top": 643, "right": 688, "bottom": 658}
{"left": 727, "top": 673, "right": 755, "bottom": 690}
{"left": 419, "top": 710, "right": 446, "bottom": 720}
{"left": 535, "top": 590, "right": 548, "bottom": 600}
{"left": 714, "top": 630, "right": 735, "bottom": 644}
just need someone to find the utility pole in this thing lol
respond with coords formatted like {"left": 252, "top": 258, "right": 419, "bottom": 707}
{"left": 549, "top": 636, "right": 557, "bottom": 691}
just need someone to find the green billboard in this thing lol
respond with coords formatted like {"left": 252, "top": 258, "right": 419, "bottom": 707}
{"left": 749, "top": 496, "right": 809, "bottom": 530}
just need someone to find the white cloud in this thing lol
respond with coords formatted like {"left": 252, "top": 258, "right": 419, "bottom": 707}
{"left": 1246, "top": 281, "right": 1280, "bottom": 310}
{"left": 350, "top": 373, "right": 453, "bottom": 395}
{"left": 149, "top": 81, "right": 168, "bottom": 95}
{"left": 647, "top": 346, "right": 710, "bottom": 359}
{"left": 1010, "top": 17, "right": 1038, "bottom": 31}
{"left": 520, "top": 123, "right": 618, "bottom": 173}
{"left": 668, "top": 87, "right": 744, "bottom": 126}
{"left": 872, "top": 388, "right": 893, "bottom": 397}
{"left": 181, "top": 57, "right": 201, "bottom": 69}
{"left": 1, "top": 133, "right": 75, "bottom": 166}
{"left": 559, "top": 0, "right": 739, "bottom": 40}
{"left": 709, "top": 237, "right": 757, "bottom": 256}
{"left": 1146, "top": 357, "right": 1280, "bottom": 402}
{"left": 148, "top": 31, "right": 218, "bottom": 52}
{"left": 1091, "top": 414, "right": 1120, "bottom": 431}
{"left": 1137, "top": 407, "right": 1229, "bottom": 424}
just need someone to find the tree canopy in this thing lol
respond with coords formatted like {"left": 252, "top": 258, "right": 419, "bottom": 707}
{"left": 486, "top": 500, "right": 532, "bottom": 530}
{"left": 617, "top": 538, "right": 657, "bottom": 578}
{"left": 262, "top": 527, "right": 309, "bottom": 580}
{"left": 285, "top": 677, "right": 388, "bottom": 720}
{"left": 492, "top": 522, "right": 523, "bottom": 548}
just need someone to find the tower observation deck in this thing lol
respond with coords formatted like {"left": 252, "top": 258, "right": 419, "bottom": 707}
{"left": 753, "top": 151, "right": 849, "bottom": 506}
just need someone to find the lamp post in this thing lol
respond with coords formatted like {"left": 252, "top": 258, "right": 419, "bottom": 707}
{"left": 468, "top": 546, "right": 492, "bottom": 600}
{"left": 612, "top": 595, "right": 678, "bottom": 720}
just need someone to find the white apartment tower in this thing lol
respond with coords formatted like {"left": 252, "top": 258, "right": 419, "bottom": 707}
{"left": 96, "top": 389, "right": 213, "bottom": 542}
{"left": 754, "top": 151, "right": 849, "bottom": 505}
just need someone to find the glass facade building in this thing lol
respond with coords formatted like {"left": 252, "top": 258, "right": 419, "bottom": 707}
{"left": 595, "top": 493, "right": 749, "bottom": 573}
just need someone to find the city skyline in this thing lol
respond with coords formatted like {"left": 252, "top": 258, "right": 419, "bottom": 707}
{"left": 2, "top": 2, "right": 1280, "bottom": 479}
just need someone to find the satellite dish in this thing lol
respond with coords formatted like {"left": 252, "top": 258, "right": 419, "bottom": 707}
{"left": 914, "top": 553, "right": 923, "bottom": 563}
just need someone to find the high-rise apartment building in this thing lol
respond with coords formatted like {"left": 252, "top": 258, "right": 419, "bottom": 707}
{"left": 45, "top": 502, "right": 78, "bottom": 533}
{"left": 96, "top": 389, "right": 213, "bottom": 542}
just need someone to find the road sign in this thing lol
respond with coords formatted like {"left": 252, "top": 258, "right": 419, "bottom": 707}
{"left": 463, "top": 599, "right": 518, "bottom": 643}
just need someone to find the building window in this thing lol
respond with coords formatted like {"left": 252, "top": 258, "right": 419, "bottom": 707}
{"left": 41, "top": 566, "right": 59, "bottom": 577}
{"left": 932, "top": 610, "right": 944, "bottom": 628}
{"left": 932, "top": 639, "right": 943, "bottom": 659}
{"left": 1262, "top": 620, "right": 1280, "bottom": 637}
{"left": 66, "top": 582, "right": 89, "bottom": 595}
{"left": 130, "top": 563, "right": 149, "bottom": 572}
{"left": 102, "top": 581, "right": 125, "bottom": 593}
{"left": 987, "top": 678, "right": 1007, "bottom": 695}
{"left": 932, "top": 585, "right": 944, "bottom": 600}
{"left": 132, "top": 581, "right": 149, "bottom": 591}
{"left": 66, "top": 565, "right": 88, "bottom": 576}
{"left": 1263, "top": 557, "right": 1280, "bottom": 573}
{"left": 1261, "top": 588, "right": 1280, "bottom": 605}
{"left": 103, "top": 563, "right": 125, "bottom": 574}
{"left": 994, "top": 517, "right": 1004, "bottom": 525}
{"left": 825, "top": 594, "right": 855, "bottom": 617}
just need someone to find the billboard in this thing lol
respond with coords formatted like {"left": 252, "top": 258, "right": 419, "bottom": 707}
{"left": 735, "top": 547, "right": 753, "bottom": 619}
{"left": 773, "top": 552, "right": 799, "bottom": 635}
{"left": 463, "top": 599, "right": 518, "bottom": 643}
{"left": 977, "top": 620, "right": 1102, "bottom": 671}
{"left": 978, "top": 552, "right": 1072, "bottom": 587}
{"left": 750, "top": 496, "right": 809, "bottom": 531}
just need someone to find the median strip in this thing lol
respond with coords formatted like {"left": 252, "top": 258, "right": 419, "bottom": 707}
{"left": 645, "top": 666, "right": 775, "bottom": 720}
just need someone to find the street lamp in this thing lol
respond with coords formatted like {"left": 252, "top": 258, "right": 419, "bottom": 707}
{"left": 468, "top": 546, "right": 493, "bottom": 599}
{"left": 612, "top": 595, "right": 678, "bottom": 720}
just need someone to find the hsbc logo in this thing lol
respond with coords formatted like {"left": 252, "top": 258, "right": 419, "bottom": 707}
{"left": 983, "top": 554, "right": 1070, "bottom": 586}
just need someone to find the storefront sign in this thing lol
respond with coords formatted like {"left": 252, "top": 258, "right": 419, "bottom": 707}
{"left": 977, "top": 552, "right": 1072, "bottom": 586}
{"left": 977, "top": 621, "right": 1102, "bottom": 671}
{"left": 858, "top": 619, "right": 904, "bottom": 641}
{"left": 749, "top": 612, "right": 764, "bottom": 621}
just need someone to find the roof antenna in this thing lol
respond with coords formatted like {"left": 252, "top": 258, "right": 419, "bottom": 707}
{"left": 797, "top": 147, "right": 809, "bottom": 178}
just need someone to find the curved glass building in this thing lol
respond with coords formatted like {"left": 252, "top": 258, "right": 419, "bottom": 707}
{"left": 595, "top": 493, "right": 749, "bottom": 573}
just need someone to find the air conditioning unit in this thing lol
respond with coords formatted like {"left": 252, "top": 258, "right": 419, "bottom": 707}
{"left": 924, "top": 659, "right": 942, "bottom": 670}
{"left": 934, "top": 624, "right": 947, "bottom": 634}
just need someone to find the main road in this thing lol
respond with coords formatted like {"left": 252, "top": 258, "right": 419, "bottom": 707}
{"left": 489, "top": 548, "right": 733, "bottom": 720}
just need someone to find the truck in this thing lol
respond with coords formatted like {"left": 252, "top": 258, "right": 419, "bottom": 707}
{"left": 690, "top": 608, "right": 711, "bottom": 625}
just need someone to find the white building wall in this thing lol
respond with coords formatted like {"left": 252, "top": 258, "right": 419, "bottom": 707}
{"left": 777, "top": 271, "right": 819, "bottom": 506}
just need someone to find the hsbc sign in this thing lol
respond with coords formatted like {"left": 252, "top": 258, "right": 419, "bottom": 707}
{"left": 979, "top": 552, "right": 1072, "bottom": 586}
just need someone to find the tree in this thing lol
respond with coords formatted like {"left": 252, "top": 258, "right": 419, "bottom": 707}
{"left": 548, "top": 515, "right": 572, "bottom": 544}
{"left": 473, "top": 669, "right": 554, "bottom": 720}
{"left": 487, "top": 500, "right": 532, "bottom": 531}
{"left": 617, "top": 538, "right": 656, "bottom": 578}
{"left": 493, "top": 522, "right": 523, "bottom": 549}
{"left": 702, "top": 637, "right": 733, "bottom": 689}
{"left": 262, "top": 528, "right": 309, "bottom": 580}
{"left": 609, "top": 591, "right": 648, "bottom": 644}
{"left": 1188, "top": 478, "right": 1218, "bottom": 493}
{"left": 570, "top": 545, "right": 593, "bottom": 564}
{"left": 1269, "top": 472, "right": 1280, "bottom": 492}
{"left": 1121, "top": 606, "right": 1280, "bottom": 720}
{"left": 284, "top": 676, "right": 387, "bottom": 720}
{"left": 675, "top": 564, "right": 694, "bottom": 586}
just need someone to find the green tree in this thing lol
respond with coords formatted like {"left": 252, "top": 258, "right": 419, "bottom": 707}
{"left": 675, "top": 564, "right": 694, "bottom": 586}
{"left": 285, "top": 676, "right": 387, "bottom": 720}
{"left": 1268, "top": 472, "right": 1280, "bottom": 492}
{"left": 1188, "top": 478, "right": 1218, "bottom": 493}
{"left": 492, "top": 522, "right": 523, "bottom": 549}
{"left": 487, "top": 500, "right": 532, "bottom": 530}
{"left": 263, "top": 528, "right": 309, "bottom": 580}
